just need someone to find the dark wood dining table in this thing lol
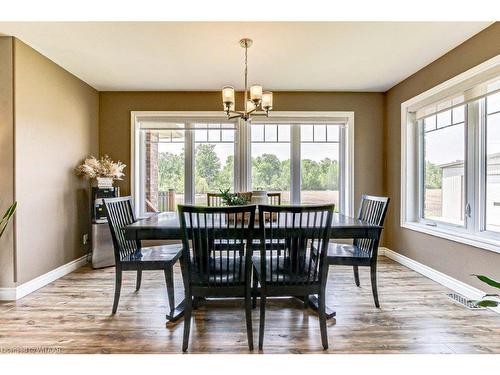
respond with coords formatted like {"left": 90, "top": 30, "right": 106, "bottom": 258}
{"left": 124, "top": 211, "right": 382, "bottom": 322}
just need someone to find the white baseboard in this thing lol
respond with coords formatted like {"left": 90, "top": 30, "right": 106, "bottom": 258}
{"left": 380, "top": 247, "right": 500, "bottom": 314}
{"left": 0, "top": 255, "right": 88, "bottom": 301}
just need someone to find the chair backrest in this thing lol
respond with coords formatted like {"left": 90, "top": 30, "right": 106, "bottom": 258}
{"left": 354, "top": 195, "right": 390, "bottom": 256}
{"left": 178, "top": 204, "right": 256, "bottom": 288}
{"left": 103, "top": 197, "right": 141, "bottom": 264}
{"left": 267, "top": 192, "right": 281, "bottom": 205}
{"left": 207, "top": 193, "right": 223, "bottom": 207}
{"left": 257, "top": 204, "right": 334, "bottom": 287}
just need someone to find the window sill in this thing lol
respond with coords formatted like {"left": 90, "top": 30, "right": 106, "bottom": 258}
{"left": 401, "top": 221, "right": 500, "bottom": 254}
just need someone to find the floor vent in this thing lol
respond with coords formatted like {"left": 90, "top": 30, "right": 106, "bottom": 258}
{"left": 446, "top": 292, "right": 485, "bottom": 310}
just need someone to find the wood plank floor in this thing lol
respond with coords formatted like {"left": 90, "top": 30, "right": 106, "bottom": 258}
{"left": 1, "top": 257, "right": 499, "bottom": 354}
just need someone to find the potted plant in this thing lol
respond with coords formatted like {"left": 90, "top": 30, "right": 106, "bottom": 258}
{"left": 473, "top": 274, "right": 500, "bottom": 308}
{"left": 75, "top": 155, "right": 126, "bottom": 188}
{"left": 219, "top": 188, "right": 250, "bottom": 206}
{"left": 0, "top": 201, "right": 17, "bottom": 239}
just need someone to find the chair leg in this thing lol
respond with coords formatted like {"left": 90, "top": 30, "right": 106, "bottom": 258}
{"left": 303, "top": 295, "right": 309, "bottom": 308}
{"left": 318, "top": 290, "right": 328, "bottom": 350}
{"left": 245, "top": 286, "right": 254, "bottom": 351}
{"left": 252, "top": 268, "right": 258, "bottom": 309}
{"left": 164, "top": 267, "right": 175, "bottom": 316}
{"left": 353, "top": 265, "right": 360, "bottom": 287}
{"left": 135, "top": 270, "right": 142, "bottom": 291}
{"left": 182, "top": 296, "right": 193, "bottom": 352}
{"left": 370, "top": 263, "right": 380, "bottom": 308}
{"left": 258, "top": 294, "right": 266, "bottom": 350}
{"left": 112, "top": 268, "right": 122, "bottom": 314}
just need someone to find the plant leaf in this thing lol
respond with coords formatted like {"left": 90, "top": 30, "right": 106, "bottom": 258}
{"left": 474, "top": 300, "right": 499, "bottom": 308}
{"left": 472, "top": 274, "right": 500, "bottom": 289}
{"left": 0, "top": 202, "right": 17, "bottom": 238}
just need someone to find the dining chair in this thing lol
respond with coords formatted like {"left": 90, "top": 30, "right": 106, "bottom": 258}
{"left": 326, "top": 194, "right": 389, "bottom": 308}
{"left": 252, "top": 204, "right": 334, "bottom": 350}
{"left": 178, "top": 204, "right": 257, "bottom": 352}
{"left": 207, "top": 192, "right": 223, "bottom": 207}
{"left": 103, "top": 197, "right": 182, "bottom": 317}
{"left": 267, "top": 192, "right": 281, "bottom": 205}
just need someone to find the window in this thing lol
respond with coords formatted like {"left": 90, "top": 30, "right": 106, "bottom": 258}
{"left": 250, "top": 123, "right": 346, "bottom": 209}
{"left": 421, "top": 106, "right": 466, "bottom": 226}
{"left": 300, "top": 125, "right": 341, "bottom": 207}
{"left": 251, "top": 124, "right": 291, "bottom": 204}
{"left": 136, "top": 119, "right": 237, "bottom": 214}
{"left": 194, "top": 123, "right": 235, "bottom": 205}
{"left": 486, "top": 92, "right": 500, "bottom": 233}
{"left": 133, "top": 112, "right": 354, "bottom": 217}
{"left": 401, "top": 55, "right": 500, "bottom": 252}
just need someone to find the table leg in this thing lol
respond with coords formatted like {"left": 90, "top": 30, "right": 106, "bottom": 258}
{"left": 166, "top": 300, "right": 185, "bottom": 322}
{"left": 295, "top": 295, "right": 336, "bottom": 319}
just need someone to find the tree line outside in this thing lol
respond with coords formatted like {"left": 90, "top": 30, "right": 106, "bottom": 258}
{"left": 157, "top": 144, "right": 340, "bottom": 197}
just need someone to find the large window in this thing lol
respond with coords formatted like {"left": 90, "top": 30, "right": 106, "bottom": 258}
{"left": 251, "top": 124, "right": 291, "bottom": 204}
{"left": 421, "top": 106, "right": 466, "bottom": 226}
{"left": 133, "top": 112, "right": 354, "bottom": 217}
{"left": 250, "top": 123, "right": 345, "bottom": 208}
{"left": 136, "top": 120, "right": 237, "bottom": 214}
{"left": 402, "top": 58, "right": 500, "bottom": 252}
{"left": 300, "top": 125, "right": 341, "bottom": 206}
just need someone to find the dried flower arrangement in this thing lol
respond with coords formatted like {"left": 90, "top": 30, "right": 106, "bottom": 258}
{"left": 75, "top": 155, "right": 126, "bottom": 181}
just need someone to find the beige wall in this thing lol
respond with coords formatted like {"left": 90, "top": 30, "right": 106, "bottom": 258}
{"left": 99, "top": 91, "right": 385, "bottom": 210}
{"left": 13, "top": 39, "right": 99, "bottom": 284}
{"left": 0, "top": 37, "right": 15, "bottom": 288}
{"left": 384, "top": 22, "right": 500, "bottom": 291}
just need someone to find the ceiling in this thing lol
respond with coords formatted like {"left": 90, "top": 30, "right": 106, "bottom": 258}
{"left": 0, "top": 22, "right": 493, "bottom": 92}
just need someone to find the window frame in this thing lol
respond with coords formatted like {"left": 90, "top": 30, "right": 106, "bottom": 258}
{"left": 131, "top": 111, "right": 354, "bottom": 217}
{"left": 401, "top": 54, "right": 500, "bottom": 254}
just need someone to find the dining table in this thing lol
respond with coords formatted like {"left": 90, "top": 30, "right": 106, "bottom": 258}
{"left": 124, "top": 211, "right": 383, "bottom": 322}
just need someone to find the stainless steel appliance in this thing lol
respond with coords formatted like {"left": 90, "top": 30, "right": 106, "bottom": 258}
{"left": 91, "top": 187, "right": 119, "bottom": 268}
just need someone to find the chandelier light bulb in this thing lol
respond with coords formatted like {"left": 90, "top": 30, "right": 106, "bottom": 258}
{"left": 222, "top": 86, "right": 235, "bottom": 106}
{"left": 262, "top": 91, "right": 273, "bottom": 110}
{"left": 250, "top": 85, "right": 263, "bottom": 102}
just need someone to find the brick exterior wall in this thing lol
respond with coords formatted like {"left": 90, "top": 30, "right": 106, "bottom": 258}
{"left": 145, "top": 131, "right": 159, "bottom": 211}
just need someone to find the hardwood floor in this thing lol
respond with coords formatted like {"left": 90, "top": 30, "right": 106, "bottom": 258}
{"left": 0, "top": 257, "right": 499, "bottom": 354}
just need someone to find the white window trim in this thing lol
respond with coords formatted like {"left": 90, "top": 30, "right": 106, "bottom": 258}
{"left": 401, "top": 54, "right": 500, "bottom": 254}
{"left": 131, "top": 111, "right": 354, "bottom": 217}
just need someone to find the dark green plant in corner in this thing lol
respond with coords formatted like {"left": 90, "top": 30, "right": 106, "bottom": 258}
{"left": 0, "top": 201, "right": 17, "bottom": 238}
{"left": 219, "top": 188, "right": 249, "bottom": 206}
{"left": 472, "top": 274, "right": 500, "bottom": 307}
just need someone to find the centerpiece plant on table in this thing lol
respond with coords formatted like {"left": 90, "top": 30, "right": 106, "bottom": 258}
{"left": 219, "top": 188, "right": 250, "bottom": 206}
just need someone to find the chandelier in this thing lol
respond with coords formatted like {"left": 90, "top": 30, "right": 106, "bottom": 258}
{"left": 222, "top": 38, "right": 273, "bottom": 121}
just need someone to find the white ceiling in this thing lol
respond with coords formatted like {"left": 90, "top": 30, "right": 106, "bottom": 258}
{"left": 0, "top": 22, "right": 493, "bottom": 92}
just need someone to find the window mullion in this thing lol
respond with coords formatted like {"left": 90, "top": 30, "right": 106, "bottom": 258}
{"left": 184, "top": 123, "right": 194, "bottom": 204}
{"left": 465, "top": 101, "right": 479, "bottom": 233}
{"left": 291, "top": 124, "right": 301, "bottom": 204}
{"left": 477, "top": 99, "right": 487, "bottom": 233}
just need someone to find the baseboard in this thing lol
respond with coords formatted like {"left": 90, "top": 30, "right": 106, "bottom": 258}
{"left": 0, "top": 255, "right": 88, "bottom": 301}
{"left": 0, "top": 287, "right": 17, "bottom": 300}
{"left": 379, "top": 247, "right": 500, "bottom": 314}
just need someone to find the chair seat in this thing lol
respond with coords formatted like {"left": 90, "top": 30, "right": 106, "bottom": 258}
{"left": 326, "top": 243, "right": 371, "bottom": 266}
{"left": 191, "top": 255, "right": 247, "bottom": 285}
{"left": 120, "top": 244, "right": 182, "bottom": 264}
{"left": 252, "top": 254, "right": 319, "bottom": 284}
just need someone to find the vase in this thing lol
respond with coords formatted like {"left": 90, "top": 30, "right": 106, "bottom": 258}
{"left": 96, "top": 177, "right": 113, "bottom": 188}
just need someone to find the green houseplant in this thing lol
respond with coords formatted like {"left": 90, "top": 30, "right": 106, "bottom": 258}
{"left": 0, "top": 201, "right": 17, "bottom": 238}
{"left": 219, "top": 188, "right": 249, "bottom": 206}
{"left": 473, "top": 274, "right": 500, "bottom": 307}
